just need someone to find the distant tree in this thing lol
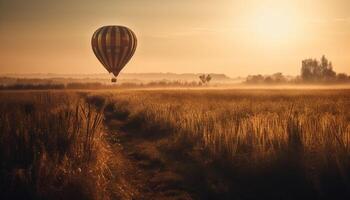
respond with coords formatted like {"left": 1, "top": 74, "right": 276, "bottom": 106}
{"left": 336, "top": 73, "right": 349, "bottom": 82}
{"left": 301, "top": 55, "right": 336, "bottom": 82}
{"left": 206, "top": 74, "right": 212, "bottom": 84}
{"left": 199, "top": 74, "right": 212, "bottom": 85}
{"left": 255, "top": 75, "right": 264, "bottom": 83}
{"left": 301, "top": 59, "right": 318, "bottom": 81}
{"left": 264, "top": 76, "right": 273, "bottom": 84}
{"left": 244, "top": 55, "right": 349, "bottom": 85}
{"left": 245, "top": 73, "right": 288, "bottom": 84}
{"left": 199, "top": 74, "right": 206, "bottom": 84}
{"left": 246, "top": 74, "right": 264, "bottom": 84}
{"left": 271, "top": 72, "right": 286, "bottom": 83}
{"left": 320, "top": 56, "right": 336, "bottom": 81}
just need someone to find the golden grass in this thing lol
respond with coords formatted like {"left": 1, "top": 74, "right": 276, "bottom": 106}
{"left": 1, "top": 89, "right": 349, "bottom": 198}
{"left": 0, "top": 92, "right": 111, "bottom": 200}
{"left": 110, "top": 89, "right": 350, "bottom": 197}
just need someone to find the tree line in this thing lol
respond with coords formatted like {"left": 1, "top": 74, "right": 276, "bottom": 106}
{"left": 0, "top": 80, "right": 205, "bottom": 90}
{"left": 246, "top": 55, "right": 350, "bottom": 84}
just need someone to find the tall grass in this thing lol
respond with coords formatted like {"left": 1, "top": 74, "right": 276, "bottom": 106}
{"left": 0, "top": 92, "right": 111, "bottom": 200}
{"left": 112, "top": 89, "right": 350, "bottom": 198}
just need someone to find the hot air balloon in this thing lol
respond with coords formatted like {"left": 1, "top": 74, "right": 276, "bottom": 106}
{"left": 91, "top": 26, "right": 137, "bottom": 83}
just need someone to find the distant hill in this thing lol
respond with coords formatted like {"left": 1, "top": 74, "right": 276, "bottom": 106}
{"left": 120, "top": 73, "right": 233, "bottom": 82}
{"left": 0, "top": 73, "right": 240, "bottom": 84}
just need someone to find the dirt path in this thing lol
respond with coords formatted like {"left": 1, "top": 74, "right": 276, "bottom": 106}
{"left": 104, "top": 112, "right": 194, "bottom": 200}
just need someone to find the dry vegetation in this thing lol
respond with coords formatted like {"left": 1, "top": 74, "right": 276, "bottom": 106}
{"left": 0, "top": 92, "right": 111, "bottom": 200}
{"left": 1, "top": 89, "right": 349, "bottom": 199}
{"left": 110, "top": 89, "right": 350, "bottom": 199}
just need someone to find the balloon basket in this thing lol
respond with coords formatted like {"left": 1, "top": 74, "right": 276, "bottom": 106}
{"left": 111, "top": 78, "right": 117, "bottom": 83}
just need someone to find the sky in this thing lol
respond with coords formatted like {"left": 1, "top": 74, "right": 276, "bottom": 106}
{"left": 0, "top": 0, "right": 349, "bottom": 77}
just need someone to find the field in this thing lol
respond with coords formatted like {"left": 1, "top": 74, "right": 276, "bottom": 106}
{"left": 0, "top": 89, "right": 350, "bottom": 199}
{"left": 108, "top": 89, "right": 350, "bottom": 199}
{"left": 0, "top": 92, "right": 111, "bottom": 200}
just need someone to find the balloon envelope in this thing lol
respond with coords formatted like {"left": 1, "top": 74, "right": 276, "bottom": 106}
{"left": 91, "top": 26, "right": 137, "bottom": 77}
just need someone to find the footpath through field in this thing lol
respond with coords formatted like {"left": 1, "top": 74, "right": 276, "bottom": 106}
{"left": 104, "top": 106, "right": 195, "bottom": 200}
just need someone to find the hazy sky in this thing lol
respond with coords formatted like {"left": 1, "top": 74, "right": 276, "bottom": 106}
{"left": 0, "top": 0, "right": 349, "bottom": 77}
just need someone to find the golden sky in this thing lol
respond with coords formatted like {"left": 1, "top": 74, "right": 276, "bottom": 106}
{"left": 0, "top": 0, "right": 349, "bottom": 77}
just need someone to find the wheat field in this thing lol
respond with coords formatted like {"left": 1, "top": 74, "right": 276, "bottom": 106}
{"left": 1, "top": 89, "right": 350, "bottom": 199}
{"left": 0, "top": 91, "right": 111, "bottom": 200}
{"left": 109, "top": 89, "right": 350, "bottom": 198}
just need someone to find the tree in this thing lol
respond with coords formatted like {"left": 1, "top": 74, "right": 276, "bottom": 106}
{"left": 264, "top": 76, "right": 273, "bottom": 84}
{"left": 336, "top": 73, "right": 349, "bottom": 82}
{"left": 246, "top": 74, "right": 264, "bottom": 84}
{"left": 199, "top": 74, "right": 206, "bottom": 84}
{"left": 199, "top": 74, "right": 212, "bottom": 85}
{"left": 301, "top": 55, "right": 336, "bottom": 82}
{"left": 206, "top": 74, "right": 212, "bottom": 83}
{"left": 272, "top": 72, "right": 286, "bottom": 83}
{"left": 301, "top": 59, "right": 318, "bottom": 81}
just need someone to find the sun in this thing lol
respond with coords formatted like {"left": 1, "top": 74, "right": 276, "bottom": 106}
{"left": 251, "top": 5, "right": 299, "bottom": 44}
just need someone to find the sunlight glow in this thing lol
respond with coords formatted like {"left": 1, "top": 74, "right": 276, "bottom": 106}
{"left": 250, "top": 4, "right": 299, "bottom": 44}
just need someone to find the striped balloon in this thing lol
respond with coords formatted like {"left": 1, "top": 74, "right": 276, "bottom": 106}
{"left": 91, "top": 26, "right": 137, "bottom": 78}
